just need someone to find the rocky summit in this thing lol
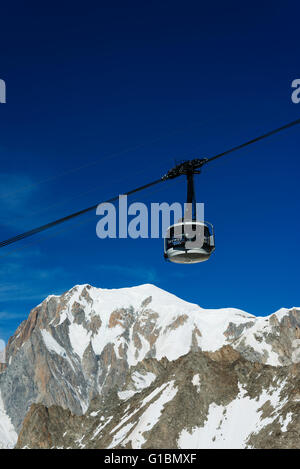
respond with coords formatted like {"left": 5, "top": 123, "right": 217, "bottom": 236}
{"left": 0, "top": 283, "right": 299, "bottom": 449}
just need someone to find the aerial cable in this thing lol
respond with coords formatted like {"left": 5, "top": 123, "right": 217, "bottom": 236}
{"left": 0, "top": 117, "right": 299, "bottom": 249}
{"left": 163, "top": 117, "right": 300, "bottom": 179}
{"left": 5, "top": 162, "right": 160, "bottom": 226}
{"left": 205, "top": 117, "right": 300, "bottom": 164}
{"left": 0, "top": 178, "right": 164, "bottom": 248}
{"left": 0, "top": 115, "right": 221, "bottom": 201}
{"left": 0, "top": 178, "right": 172, "bottom": 259}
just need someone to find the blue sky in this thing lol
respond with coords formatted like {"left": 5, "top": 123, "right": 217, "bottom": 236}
{"left": 0, "top": 1, "right": 299, "bottom": 341}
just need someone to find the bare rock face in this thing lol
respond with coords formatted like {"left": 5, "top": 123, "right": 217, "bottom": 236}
{"left": 0, "top": 283, "right": 299, "bottom": 448}
{"left": 16, "top": 350, "right": 300, "bottom": 449}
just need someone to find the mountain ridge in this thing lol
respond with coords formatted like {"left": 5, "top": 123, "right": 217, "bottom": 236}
{"left": 0, "top": 283, "right": 299, "bottom": 448}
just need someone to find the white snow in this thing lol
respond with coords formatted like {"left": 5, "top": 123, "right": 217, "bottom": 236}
{"left": 112, "top": 382, "right": 170, "bottom": 437}
{"left": 132, "top": 371, "right": 156, "bottom": 389}
{"left": 46, "top": 283, "right": 300, "bottom": 371}
{"left": 118, "top": 390, "right": 136, "bottom": 401}
{"left": 108, "top": 422, "right": 135, "bottom": 448}
{"left": 40, "top": 329, "right": 75, "bottom": 370}
{"left": 234, "top": 318, "right": 281, "bottom": 366}
{"left": 92, "top": 415, "right": 113, "bottom": 439}
{"left": 0, "top": 392, "right": 17, "bottom": 449}
{"left": 122, "top": 380, "right": 178, "bottom": 448}
{"left": 68, "top": 323, "right": 91, "bottom": 360}
{"left": 279, "top": 412, "right": 293, "bottom": 432}
{"left": 178, "top": 380, "right": 288, "bottom": 449}
{"left": 118, "top": 371, "right": 156, "bottom": 401}
{"left": 1, "top": 283, "right": 298, "bottom": 449}
{"left": 192, "top": 374, "right": 201, "bottom": 393}
{"left": 57, "top": 284, "right": 257, "bottom": 365}
{"left": 109, "top": 380, "right": 178, "bottom": 448}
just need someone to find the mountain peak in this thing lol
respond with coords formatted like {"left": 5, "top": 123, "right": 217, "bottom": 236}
{"left": 1, "top": 283, "right": 299, "bottom": 449}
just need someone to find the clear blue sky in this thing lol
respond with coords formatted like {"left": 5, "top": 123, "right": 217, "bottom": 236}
{"left": 0, "top": 1, "right": 299, "bottom": 341}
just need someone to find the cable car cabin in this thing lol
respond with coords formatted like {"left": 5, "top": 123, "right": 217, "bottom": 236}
{"left": 164, "top": 221, "right": 215, "bottom": 264}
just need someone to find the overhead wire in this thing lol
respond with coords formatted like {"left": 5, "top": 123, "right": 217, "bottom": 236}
{"left": 0, "top": 177, "right": 174, "bottom": 260}
{"left": 0, "top": 117, "right": 299, "bottom": 250}
{"left": 0, "top": 115, "right": 224, "bottom": 201}
{"left": 205, "top": 118, "right": 300, "bottom": 164}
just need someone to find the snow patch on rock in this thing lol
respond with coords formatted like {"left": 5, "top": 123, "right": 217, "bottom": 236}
{"left": 0, "top": 392, "right": 17, "bottom": 449}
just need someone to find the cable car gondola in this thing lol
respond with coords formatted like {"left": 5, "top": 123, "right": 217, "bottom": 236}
{"left": 163, "top": 162, "right": 215, "bottom": 264}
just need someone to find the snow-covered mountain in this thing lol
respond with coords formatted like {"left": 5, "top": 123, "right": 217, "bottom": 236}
{"left": 0, "top": 284, "right": 299, "bottom": 448}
